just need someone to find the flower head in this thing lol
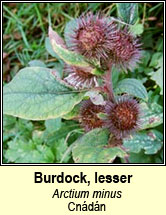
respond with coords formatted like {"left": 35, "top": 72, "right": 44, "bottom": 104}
{"left": 108, "top": 28, "right": 142, "bottom": 70}
{"left": 104, "top": 96, "right": 141, "bottom": 139}
{"left": 79, "top": 99, "right": 105, "bottom": 132}
{"left": 64, "top": 65, "right": 98, "bottom": 89}
{"left": 65, "top": 12, "right": 118, "bottom": 61}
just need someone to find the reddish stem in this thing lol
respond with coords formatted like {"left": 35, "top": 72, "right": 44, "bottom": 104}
{"left": 104, "top": 63, "right": 115, "bottom": 103}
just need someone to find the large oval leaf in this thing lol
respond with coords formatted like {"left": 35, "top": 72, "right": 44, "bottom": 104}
{"left": 123, "top": 130, "right": 163, "bottom": 155}
{"left": 3, "top": 67, "right": 84, "bottom": 120}
{"left": 72, "top": 128, "right": 127, "bottom": 163}
{"left": 140, "top": 102, "right": 163, "bottom": 130}
{"left": 116, "top": 3, "right": 138, "bottom": 25}
{"left": 114, "top": 78, "right": 148, "bottom": 101}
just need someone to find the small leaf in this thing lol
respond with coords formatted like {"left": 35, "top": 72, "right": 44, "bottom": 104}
{"left": 72, "top": 128, "right": 127, "bottom": 163}
{"left": 149, "top": 52, "right": 162, "bottom": 68}
{"left": 45, "top": 118, "right": 62, "bottom": 133}
{"left": 3, "top": 67, "right": 84, "bottom": 120}
{"left": 97, "top": 112, "right": 108, "bottom": 120}
{"left": 48, "top": 26, "right": 66, "bottom": 48}
{"left": 91, "top": 68, "right": 104, "bottom": 76}
{"left": 150, "top": 55, "right": 163, "bottom": 95}
{"left": 123, "top": 130, "right": 163, "bottom": 155}
{"left": 49, "top": 27, "right": 90, "bottom": 68}
{"left": 140, "top": 51, "right": 151, "bottom": 67}
{"left": 5, "top": 140, "right": 54, "bottom": 163}
{"left": 114, "top": 78, "right": 148, "bottom": 101}
{"left": 117, "top": 3, "right": 138, "bottom": 25}
{"left": 140, "top": 102, "right": 163, "bottom": 130}
{"left": 43, "top": 121, "right": 80, "bottom": 146}
{"left": 54, "top": 138, "right": 70, "bottom": 163}
{"left": 129, "top": 23, "right": 144, "bottom": 36}
{"left": 52, "top": 62, "right": 64, "bottom": 79}
{"left": 3, "top": 115, "right": 16, "bottom": 130}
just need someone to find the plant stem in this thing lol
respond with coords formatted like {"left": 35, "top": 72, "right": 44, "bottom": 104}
{"left": 104, "top": 63, "right": 115, "bottom": 103}
{"left": 124, "top": 156, "right": 129, "bottom": 163}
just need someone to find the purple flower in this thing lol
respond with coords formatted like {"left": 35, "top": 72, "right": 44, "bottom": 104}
{"left": 79, "top": 99, "right": 105, "bottom": 132}
{"left": 104, "top": 96, "right": 141, "bottom": 139}
{"left": 64, "top": 65, "right": 98, "bottom": 89}
{"left": 65, "top": 12, "right": 118, "bottom": 61}
{"left": 108, "top": 28, "right": 142, "bottom": 70}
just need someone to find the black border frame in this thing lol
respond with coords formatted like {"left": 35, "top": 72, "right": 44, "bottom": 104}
{"left": 1, "top": 0, "right": 165, "bottom": 166}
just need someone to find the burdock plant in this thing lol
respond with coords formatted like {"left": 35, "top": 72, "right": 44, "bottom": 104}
{"left": 3, "top": 4, "right": 163, "bottom": 163}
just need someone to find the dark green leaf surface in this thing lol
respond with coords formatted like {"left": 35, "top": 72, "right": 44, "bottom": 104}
{"left": 72, "top": 128, "right": 127, "bottom": 163}
{"left": 43, "top": 121, "right": 80, "bottom": 146}
{"left": 3, "top": 115, "right": 16, "bottom": 130}
{"left": 3, "top": 67, "right": 84, "bottom": 120}
{"left": 53, "top": 138, "right": 70, "bottom": 163}
{"left": 140, "top": 102, "right": 163, "bottom": 130}
{"left": 123, "top": 130, "right": 163, "bottom": 154}
{"left": 129, "top": 150, "right": 159, "bottom": 163}
{"left": 114, "top": 78, "right": 148, "bottom": 101}
{"left": 117, "top": 3, "right": 138, "bottom": 24}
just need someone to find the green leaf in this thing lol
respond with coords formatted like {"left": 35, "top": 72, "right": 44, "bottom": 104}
{"left": 129, "top": 23, "right": 144, "bottom": 36}
{"left": 62, "top": 104, "right": 80, "bottom": 120}
{"left": 3, "top": 115, "right": 16, "bottom": 130}
{"left": 72, "top": 128, "right": 127, "bottom": 163}
{"left": 43, "top": 121, "right": 80, "bottom": 146}
{"left": 140, "top": 103, "right": 163, "bottom": 130}
{"left": 117, "top": 3, "right": 138, "bottom": 25}
{"left": 150, "top": 55, "right": 163, "bottom": 95}
{"left": 5, "top": 140, "right": 55, "bottom": 163}
{"left": 52, "top": 62, "right": 64, "bottom": 79}
{"left": 49, "top": 27, "right": 90, "bottom": 68}
{"left": 53, "top": 138, "right": 70, "bottom": 163}
{"left": 156, "top": 37, "right": 163, "bottom": 52}
{"left": 3, "top": 115, "right": 17, "bottom": 143}
{"left": 91, "top": 68, "right": 104, "bottom": 76}
{"left": 114, "top": 78, "right": 148, "bottom": 101}
{"left": 28, "top": 60, "right": 46, "bottom": 68}
{"left": 45, "top": 118, "right": 62, "bottom": 133}
{"left": 3, "top": 117, "right": 34, "bottom": 143}
{"left": 149, "top": 52, "right": 162, "bottom": 68}
{"left": 123, "top": 130, "right": 163, "bottom": 155}
{"left": 140, "top": 51, "right": 151, "bottom": 67}
{"left": 45, "top": 37, "right": 61, "bottom": 59}
{"left": 3, "top": 67, "right": 84, "bottom": 120}
{"left": 129, "top": 150, "right": 156, "bottom": 163}
{"left": 16, "top": 119, "right": 34, "bottom": 140}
